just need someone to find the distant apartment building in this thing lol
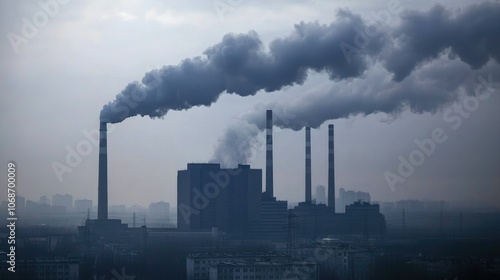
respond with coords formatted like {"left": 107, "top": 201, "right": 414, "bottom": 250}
{"left": 186, "top": 253, "right": 300, "bottom": 280}
{"left": 149, "top": 201, "right": 170, "bottom": 215}
{"left": 209, "top": 262, "right": 319, "bottom": 280}
{"left": 17, "top": 195, "right": 26, "bottom": 210}
{"left": 315, "top": 185, "right": 327, "bottom": 205}
{"left": 40, "top": 195, "right": 50, "bottom": 205}
{"left": 52, "top": 194, "right": 73, "bottom": 211}
{"left": 338, "top": 188, "right": 370, "bottom": 213}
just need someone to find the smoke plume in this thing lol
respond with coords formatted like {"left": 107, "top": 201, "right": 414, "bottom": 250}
{"left": 99, "top": 3, "right": 500, "bottom": 166}
{"left": 100, "top": 9, "right": 384, "bottom": 123}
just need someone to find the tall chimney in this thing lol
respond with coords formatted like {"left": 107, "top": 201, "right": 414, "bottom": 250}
{"left": 98, "top": 122, "right": 108, "bottom": 220}
{"left": 266, "top": 110, "right": 274, "bottom": 198}
{"left": 305, "top": 127, "right": 312, "bottom": 203}
{"left": 328, "top": 124, "right": 335, "bottom": 211}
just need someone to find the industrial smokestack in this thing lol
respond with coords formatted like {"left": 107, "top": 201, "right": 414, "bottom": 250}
{"left": 98, "top": 122, "right": 108, "bottom": 220}
{"left": 266, "top": 110, "right": 274, "bottom": 198}
{"left": 328, "top": 124, "right": 335, "bottom": 211}
{"left": 305, "top": 127, "right": 312, "bottom": 203}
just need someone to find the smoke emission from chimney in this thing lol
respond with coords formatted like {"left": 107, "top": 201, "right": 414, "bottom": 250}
{"left": 98, "top": 3, "right": 500, "bottom": 167}
{"left": 100, "top": 9, "right": 385, "bottom": 123}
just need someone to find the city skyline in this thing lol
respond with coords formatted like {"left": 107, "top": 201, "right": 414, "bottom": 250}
{"left": 1, "top": 0, "right": 499, "bottom": 208}
{"left": 2, "top": 1, "right": 500, "bottom": 279}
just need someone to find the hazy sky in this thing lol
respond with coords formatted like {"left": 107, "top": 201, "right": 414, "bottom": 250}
{"left": 1, "top": 0, "right": 499, "bottom": 208}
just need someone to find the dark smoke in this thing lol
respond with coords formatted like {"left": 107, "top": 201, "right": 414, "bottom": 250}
{"left": 99, "top": 2, "right": 500, "bottom": 166}
{"left": 100, "top": 9, "right": 384, "bottom": 123}
{"left": 212, "top": 2, "right": 500, "bottom": 165}
{"left": 212, "top": 58, "right": 499, "bottom": 166}
{"left": 385, "top": 2, "right": 500, "bottom": 81}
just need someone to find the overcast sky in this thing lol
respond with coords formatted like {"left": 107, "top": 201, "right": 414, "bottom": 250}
{"left": 1, "top": 0, "right": 499, "bottom": 208}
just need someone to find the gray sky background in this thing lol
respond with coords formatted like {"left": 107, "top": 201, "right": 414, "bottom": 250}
{"left": 0, "top": 0, "right": 499, "bottom": 208}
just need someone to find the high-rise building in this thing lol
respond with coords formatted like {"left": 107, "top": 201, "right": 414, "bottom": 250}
{"left": 177, "top": 163, "right": 261, "bottom": 238}
{"left": 315, "top": 185, "right": 326, "bottom": 205}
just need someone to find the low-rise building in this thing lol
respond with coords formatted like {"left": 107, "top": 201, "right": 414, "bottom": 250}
{"left": 187, "top": 253, "right": 289, "bottom": 280}
{"left": 209, "top": 261, "right": 319, "bottom": 280}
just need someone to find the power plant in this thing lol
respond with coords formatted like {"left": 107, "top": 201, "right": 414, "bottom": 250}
{"left": 175, "top": 110, "right": 385, "bottom": 241}
{"left": 82, "top": 111, "right": 385, "bottom": 243}
{"left": 74, "top": 110, "right": 385, "bottom": 279}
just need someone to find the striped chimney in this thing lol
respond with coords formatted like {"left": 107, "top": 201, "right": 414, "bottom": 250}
{"left": 328, "top": 124, "right": 335, "bottom": 211}
{"left": 266, "top": 110, "right": 274, "bottom": 198}
{"left": 98, "top": 122, "right": 108, "bottom": 220}
{"left": 305, "top": 127, "right": 312, "bottom": 203}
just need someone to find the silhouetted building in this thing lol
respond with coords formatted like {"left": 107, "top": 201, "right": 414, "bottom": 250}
{"left": 252, "top": 197, "right": 288, "bottom": 241}
{"left": 177, "top": 163, "right": 261, "bottom": 238}
{"left": 292, "top": 201, "right": 385, "bottom": 239}
{"left": 338, "top": 188, "right": 370, "bottom": 213}
{"left": 344, "top": 201, "right": 386, "bottom": 237}
{"left": 292, "top": 203, "right": 336, "bottom": 239}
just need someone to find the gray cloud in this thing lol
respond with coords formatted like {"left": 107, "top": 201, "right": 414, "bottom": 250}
{"left": 100, "top": 9, "right": 382, "bottom": 123}
{"left": 385, "top": 2, "right": 500, "bottom": 81}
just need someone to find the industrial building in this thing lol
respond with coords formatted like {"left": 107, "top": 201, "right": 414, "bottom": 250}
{"left": 177, "top": 163, "right": 262, "bottom": 239}
{"left": 70, "top": 112, "right": 386, "bottom": 279}
{"left": 291, "top": 123, "right": 385, "bottom": 240}
{"left": 293, "top": 239, "right": 376, "bottom": 280}
{"left": 78, "top": 122, "right": 129, "bottom": 245}
{"left": 176, "top": 111, "right": 386, "bottom": 241}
